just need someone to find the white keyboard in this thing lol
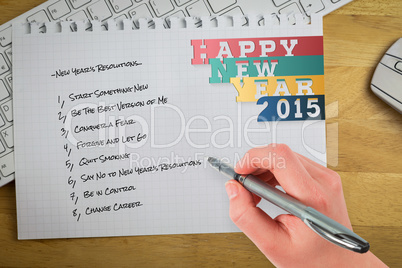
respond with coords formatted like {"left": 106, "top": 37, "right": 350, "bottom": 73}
{"left": 0, "top": 0, "right": 353, "bottom": 187}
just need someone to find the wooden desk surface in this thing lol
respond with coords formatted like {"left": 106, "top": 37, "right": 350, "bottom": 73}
{"left": 0, "top": 0, "right": 401, "bottom": 266}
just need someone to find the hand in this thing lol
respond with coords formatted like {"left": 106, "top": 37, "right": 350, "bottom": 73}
{"left": 226, "top": 144, "right": 386, "bottom": 267}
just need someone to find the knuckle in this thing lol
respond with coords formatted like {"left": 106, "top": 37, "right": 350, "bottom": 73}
{"left": 326, "top": 170, "right": 343, "bottom": 192}
{"left": 270, "top": 144, "right": 293, "bottom": 170}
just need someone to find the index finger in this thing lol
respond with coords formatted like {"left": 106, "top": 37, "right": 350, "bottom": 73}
{"left": 234, "top": 144, "right": 315, "bottom": 201}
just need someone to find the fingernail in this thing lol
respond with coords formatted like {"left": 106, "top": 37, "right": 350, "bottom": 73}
{"left": 225, "top": 181, "right": 239, "bottom": 199}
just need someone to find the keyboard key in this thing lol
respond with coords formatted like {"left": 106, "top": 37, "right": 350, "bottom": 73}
{"left": 221, "top": 6, "right": 246, "bottom": 25}
{"left": 1, "top": 126, "right": 13, "bottom": 148}
{"left": 206, "top": 0, "right": 236, "bottom": 13}
{"left": 300, "top": 0, "right": 324, "bottom": 15}
{"left": 174, "top": 0, "right": 191, "bottom": 6}
{"left": 109, "top": 0, "right": 133, "bottom": 13}
{"left": 129, "top": 4, "right": 153, "bottom": 27}
{"left": 67, "top": 10, "right": 90, "bottom": 21}
{"left": 0, "top": 54, "right": 9, "bottom": 76}
{"left": 272, "top": 0, "right": 290, "bottom": 6}
{"left": 0, "top": 152, "right": 14, "bottom": 177}
{"left": 4, "top": 48, "right": 11, "bottom": 62}
{"left": 48, "top": 0, "right": 72, "bottom": 20}
{"left": 0, "top": 26, "right": 12, "bottom": 47}
{"left": 150, "top": 0, "right": 174, "bottom": 17}
{"left": 186, "top": 1, "right": 210, "bottom": 17}
{"left": 5, "top": 75, "right": 12, "bottom": 90}
{"left": 69, "top": 0, "right": 92, "bottom": 9}
{"left": 0, "top": 80, "right": 9, "bottom": 102}
{"left": 27, "top": 10, "right": 51, "bottom": 24}
{"left": 1, "top": 100, "right": 12, "bottom": 122}
{"left": 88, "top": 1, "right": 113, "bottom": 21}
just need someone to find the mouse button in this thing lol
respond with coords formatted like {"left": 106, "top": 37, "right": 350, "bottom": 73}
{"left": 371, "top": 64, "right": 402, "bottom": 100}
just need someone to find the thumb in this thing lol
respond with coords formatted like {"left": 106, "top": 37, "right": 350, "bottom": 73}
{"left": 225, "top": 180, "right": 289, "bottom": 254}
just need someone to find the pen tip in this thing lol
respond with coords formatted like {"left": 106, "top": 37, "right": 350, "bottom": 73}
{"left": 206, "top": 157, "right": 221, "bottom": 169}
{"left": 206, "top": 156, "right": 216, "bottom": 164}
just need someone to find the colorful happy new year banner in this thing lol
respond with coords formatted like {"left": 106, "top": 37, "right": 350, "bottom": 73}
{"left": 191, "top": 36, "right": 325, "bottom": 121}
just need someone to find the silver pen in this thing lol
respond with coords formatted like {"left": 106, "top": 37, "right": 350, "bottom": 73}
{"left": 207, "top": 157, "right": 370, "bottom": 253}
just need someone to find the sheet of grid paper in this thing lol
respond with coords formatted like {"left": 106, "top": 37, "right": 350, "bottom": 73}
{"left": 12, "top": 16, "right": 326, "bottom": 239}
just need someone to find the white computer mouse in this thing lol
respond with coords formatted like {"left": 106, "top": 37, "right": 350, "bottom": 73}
{"left": 371, "top": 38, "right": 402, "bottom": 113}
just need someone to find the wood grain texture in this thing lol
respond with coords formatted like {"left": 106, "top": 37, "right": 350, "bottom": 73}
{"left": 0, "top": 0, "right": 401, "bottom": 267}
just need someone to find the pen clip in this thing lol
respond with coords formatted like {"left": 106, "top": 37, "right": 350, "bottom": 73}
{"left": 304, "top": 219, "right": 370, "bottom": 253}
